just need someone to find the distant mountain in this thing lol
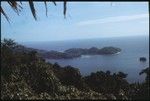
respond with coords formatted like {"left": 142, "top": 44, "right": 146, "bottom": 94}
{"left": 13, "top": 45, "right": 121, "bottom": 59}
{"left": 98, "top": 47, "right": 121, "bottom": 54}
{"left": 13, "top": 44, "right": 48, "bottom": 54}
{"left": 64, "top": 47, "right": 121, "bottom": 56}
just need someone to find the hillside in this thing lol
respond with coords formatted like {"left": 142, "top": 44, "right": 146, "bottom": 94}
{"left": 1, "top": 39, "right": 149, "bottom": 100}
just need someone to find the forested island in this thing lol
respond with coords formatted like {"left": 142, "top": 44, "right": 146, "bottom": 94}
{"left": 1, "top": 39, "right": 149, "bottom": 100}
{"left": 12, "top": 44, "right": 121, "bottom": 59}
{"left": 40, "top": 47, "right": 121, "bottom": 59}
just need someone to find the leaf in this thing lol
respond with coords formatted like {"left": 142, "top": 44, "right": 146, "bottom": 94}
{"left": 0, "top": 6, "right": 10, "bottom": 23}
{"left": 20, "top": 1, "right": 22, "bottom": 5}
{"left": 29, "top": 0, "right": 37, "bottom": 20}
{"left": 7, "top": 1, "right": 23, "bottom": 15}
{"left": 53, "top": 1, "right": 57, "bottom": 6}
{"left": 44, "top": 1, "right": 48, "bottom": 16}
{"left": 7, "top": 1, "right": 19, "bottom": 15}
{"left": 63, "top": 0, "right": 67, "bottom": 18}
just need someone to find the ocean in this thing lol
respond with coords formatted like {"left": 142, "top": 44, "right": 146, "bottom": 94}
{"left": 22, "top": 35, "right": 149, "bottom": 83}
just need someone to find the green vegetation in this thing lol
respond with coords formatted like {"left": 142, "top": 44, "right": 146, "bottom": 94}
{"left": 1, "top": 39, "right": 149, "bottom": 100}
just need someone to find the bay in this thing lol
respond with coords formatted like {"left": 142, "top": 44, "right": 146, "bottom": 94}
{"left": 22, "top": 35, "right": 149, "bottom": 83}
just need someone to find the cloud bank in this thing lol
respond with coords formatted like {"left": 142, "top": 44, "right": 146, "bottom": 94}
{"left": 77, "top": 13, "right": 149, "bottom": 26}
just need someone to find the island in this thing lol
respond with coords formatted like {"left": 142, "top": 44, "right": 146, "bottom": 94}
{"left": 13, "top": 45, "right": 121, "bottom": 59}
{"left": 40, "top": 46, "right": 121, "bottom": 59}
{"left": 139, "top": 57, "right": 147, "bottom": 62}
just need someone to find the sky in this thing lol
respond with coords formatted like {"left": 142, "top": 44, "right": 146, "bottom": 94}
{"left": 1, "top": 2, "right": 149, "bottom": 42}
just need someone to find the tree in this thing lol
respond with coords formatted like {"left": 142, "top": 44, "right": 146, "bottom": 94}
{"left": 1, "top": 38, "right": 17, "bottom": 49}
{"left": 117, "top": 72, "right": 127, "bottom": 78}
{"left": 1, "top": 39, "right": 17, "bottom": 78}
{"left": 139, "top": 67, "right": 149, "bottom": 84}
{"left": 1, "top": 39, "right": 18, "bottom": 65}
{"left": 28, "top": 50, "right": 38, "bottom": 62}
{"left": 106, "top": 70, "right": 111, "bottom": 75}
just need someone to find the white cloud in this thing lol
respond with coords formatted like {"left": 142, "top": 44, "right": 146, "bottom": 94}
{"left": 77, "top": 13, "right": 149, "bottom": 26}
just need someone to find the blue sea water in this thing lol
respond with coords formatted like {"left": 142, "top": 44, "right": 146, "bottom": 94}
{"left": 22, "top": 35, "right": 149, "bottom": 83}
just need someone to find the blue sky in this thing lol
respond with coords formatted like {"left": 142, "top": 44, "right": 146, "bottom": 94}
{"left": 1, "top": 2, "right": 149, "bottom": 42}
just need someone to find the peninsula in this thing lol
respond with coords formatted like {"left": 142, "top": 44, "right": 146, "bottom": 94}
{"left": 13, "top": 45, "right": 121, "bottom": 59}
{"left": 40, "top": 47, "right": 121, "bottom": 59}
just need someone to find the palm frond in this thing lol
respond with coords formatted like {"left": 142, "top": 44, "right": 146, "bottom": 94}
{"left": 0, "top": 6, "right": 10, "bottom": 23}
{"left": 63, "top": 0, "right": 67, "bottom": 18}
{"left": 1, "top": 1, "right": 67, "bottom": 22}
{"left": 18, "top": 2, "right": 23, "bottom": 10}
{"left": 7, "top": 1, "right": 19, "bottom": 15}
{"left": 44, "top": 1, "right": 48, "bottom": 16}
{"left": 7, "top": 1, "right": 23, "bottom": 15}
{"left": 53, "top": 1, "right": 57, "bottom": 6}
{"left": 29, "top": 0, "right": 37, "bottom": 20}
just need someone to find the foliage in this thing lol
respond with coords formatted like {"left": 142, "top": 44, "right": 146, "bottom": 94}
{"left": 84, "top": 71, "right": 129, "bottom": 96}
{"left": 1, "top": 39, "right": 149, "bottom": 100}
{"left": 1, "top": 1, "right": 67, "bottom": 22}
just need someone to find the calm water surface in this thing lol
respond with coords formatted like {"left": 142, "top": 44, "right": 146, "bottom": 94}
{"left": 22, "top": 36, "right": 149, "bottom": 83}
